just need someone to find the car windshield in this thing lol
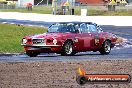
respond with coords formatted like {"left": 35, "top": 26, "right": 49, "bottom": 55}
{"left": 48, "top": 23, "right": 76, "bottom": 33}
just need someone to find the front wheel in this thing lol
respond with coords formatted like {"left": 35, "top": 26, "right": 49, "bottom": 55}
{"left": 26, "top": 51, "right": 39, "bottom": 57}
{"left": 99, "top": 41, "right": 111, "bottom": 55}
{"left": 61, "top": 41, "right": 76, "bottom": 56}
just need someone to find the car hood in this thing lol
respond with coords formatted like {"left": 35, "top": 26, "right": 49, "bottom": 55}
{"left": 25, "top": 33, "right": 64, "bottom": 39}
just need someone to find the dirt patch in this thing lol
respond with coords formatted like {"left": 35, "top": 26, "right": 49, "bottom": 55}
{"left": 0, "top": 60, "right": 132, "bottom": 88}
{"left": 116, "top": 37, "right": 124, "bottom": 44}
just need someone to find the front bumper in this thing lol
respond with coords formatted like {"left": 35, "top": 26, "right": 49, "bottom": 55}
{"left": 21, "top": 44, "right": 62, "bottom": 52}
{"left": 21, "top": 44, "right": 61, "bottom": 47}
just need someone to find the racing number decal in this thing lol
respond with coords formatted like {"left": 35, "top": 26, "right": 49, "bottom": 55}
{"left": 94, "top": 36, "right": 100, "bottom": 46}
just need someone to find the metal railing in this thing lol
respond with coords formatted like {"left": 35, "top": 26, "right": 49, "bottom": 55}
{"left": 0, "top": 4, "right": 15, "bottom": 9}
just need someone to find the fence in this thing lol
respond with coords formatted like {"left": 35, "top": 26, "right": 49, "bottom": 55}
{"left": 0, "top": 4, "right": 15, "bottom": 9}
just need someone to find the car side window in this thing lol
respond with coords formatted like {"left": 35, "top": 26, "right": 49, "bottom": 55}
{"left": 67, "top": 25, "right": 76, "bottom": 33}
{"left": 86, "top": 24, "right": 90, "bottom": 33}
{"left": 80, "top": 23, "right": 88, "bottom": 33}
{"left": 89, "top": 24, "right": 98, "bottom": 33}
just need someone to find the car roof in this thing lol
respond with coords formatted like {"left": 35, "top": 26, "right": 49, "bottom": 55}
{"left": 53, "top": 22, "right": 97, "bottom": 25}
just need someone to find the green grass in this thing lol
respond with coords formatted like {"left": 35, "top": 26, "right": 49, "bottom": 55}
{"left": 88, "top": 9, "right": 132, "bottom": 16}
{"left": 0, "top": 24, "right": 47, "bottom": 53}
{"left": 0, "top": 6, "right": 52, "bottom": 14}
{"left": 1, "top": 6, "right": 132, "bottom": 15}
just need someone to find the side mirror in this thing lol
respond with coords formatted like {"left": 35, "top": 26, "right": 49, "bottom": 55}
{"left": 97, "top": 27, "right": 103, "bottom": 32}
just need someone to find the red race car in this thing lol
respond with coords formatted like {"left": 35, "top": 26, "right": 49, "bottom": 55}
{"left": 21, "top": 22, "right": 117, "bottom": 57}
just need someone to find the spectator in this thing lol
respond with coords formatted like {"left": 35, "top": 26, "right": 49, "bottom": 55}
{"left": 26, "top": 3, "right": 33, "bottom": 11}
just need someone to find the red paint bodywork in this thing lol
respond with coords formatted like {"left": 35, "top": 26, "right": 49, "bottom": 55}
{"left": 22, "top": 32, "right": 117, "bottom": 53}
{"left": 21, "top": 23, "right": 117, "bottom": 54}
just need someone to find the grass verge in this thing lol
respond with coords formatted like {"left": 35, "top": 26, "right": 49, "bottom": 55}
{"left": 0, "top": 6, "right": 52, "bottom": 14}
{"left": 0, "top": 6, "right": 132, "bottom": 16}
{"left": 0, "top": 24, "right": 47, "bottom": 53}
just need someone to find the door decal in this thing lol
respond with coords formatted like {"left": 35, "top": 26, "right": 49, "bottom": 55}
{"left": 94, "top": 36, "right": 100, "bottom": 46}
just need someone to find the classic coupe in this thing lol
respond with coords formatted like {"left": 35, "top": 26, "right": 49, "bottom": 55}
{"left": 21, "top": 22, "right": 117, "bottom": 57}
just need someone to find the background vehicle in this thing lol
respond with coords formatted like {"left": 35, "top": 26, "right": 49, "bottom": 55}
{"left": 21, "top": 22, "right": 117, "bottom": 57}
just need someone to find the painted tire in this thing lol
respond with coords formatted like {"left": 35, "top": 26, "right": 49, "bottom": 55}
{"left": 76, "top": 76, "right": 87, "bottom": 85}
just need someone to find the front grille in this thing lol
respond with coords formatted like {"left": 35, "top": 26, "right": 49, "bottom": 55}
{"left": 32, "top": 39, "right": 45, "bottom": 44}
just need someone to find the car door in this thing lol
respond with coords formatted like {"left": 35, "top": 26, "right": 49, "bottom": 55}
{"left": 88, "top": 24, "right": 101, "bottom": 49}
{"left": 72, "top": 24, "right": 84, "bottom": 51}
{"left": 79, "top": 23, "right": 93, "bottom": 50}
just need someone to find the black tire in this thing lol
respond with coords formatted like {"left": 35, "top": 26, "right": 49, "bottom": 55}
{"left": 99, "top": 40, "right": 111, "bottom": 55}
{"left": 61, "top": 41, "right": 76, "bottom": 56}
{"left": 76, "top": 76, "right": 87, "bottom": 85}
{"left": 26, "top": 51, "right": 39, "bottom": 57}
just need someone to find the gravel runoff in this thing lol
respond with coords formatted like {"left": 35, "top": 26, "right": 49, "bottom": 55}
{"left": 0, "top": 60, "right": 132, "bottom": 88}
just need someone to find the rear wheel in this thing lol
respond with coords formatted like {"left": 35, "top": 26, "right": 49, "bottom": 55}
{"left": 26, "top": 51, "right": 39, "bottom": 57}
{"left": 61, "top": 41, "right": 76, "bottom": 56}
{"left": 99, "top": 40, "right": 111, "bottom": 55}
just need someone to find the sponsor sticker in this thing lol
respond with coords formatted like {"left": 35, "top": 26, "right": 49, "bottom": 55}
{"left": 76, "top": 67, "right": 131, "bottom": 85}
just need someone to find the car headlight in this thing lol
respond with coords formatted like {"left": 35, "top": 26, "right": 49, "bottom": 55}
{"left": 22, "top": 39, "right": 27, "bottom": 44}
{"left": 53, "top": 39, "right": 57, "bottom": 45}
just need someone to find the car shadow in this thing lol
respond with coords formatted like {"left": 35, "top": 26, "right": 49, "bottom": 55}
{"left": 74, "top": 53, "right": 102, "bottom": 56}
{"left": 24, "top": 52, "right": 111, "bottom": 58}
{"left": 37, "top": 55, "right": 58, "bottom": 57}
{"left": 37, "top": 52, "right": 109, "bottom": 57}
{"left": 37, "top": 54, "right": 60, "bottom": 57}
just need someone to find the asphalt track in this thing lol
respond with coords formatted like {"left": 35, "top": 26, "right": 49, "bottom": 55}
{"left": 0, "top": 21, "right": 132, "bottom": 62}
